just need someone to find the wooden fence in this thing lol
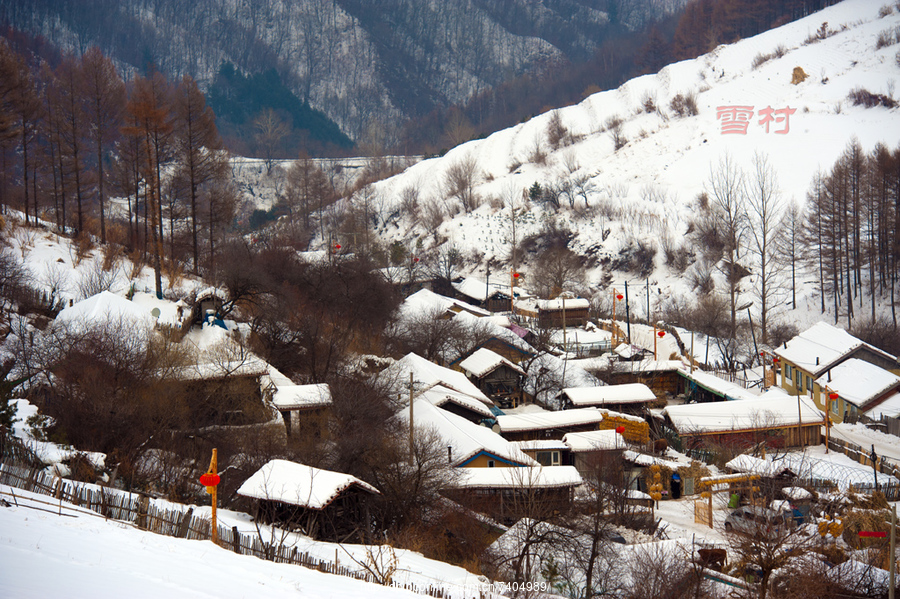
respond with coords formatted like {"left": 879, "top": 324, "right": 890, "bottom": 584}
{"left": 0, "top": 456, "right": 483, "bottom": 599}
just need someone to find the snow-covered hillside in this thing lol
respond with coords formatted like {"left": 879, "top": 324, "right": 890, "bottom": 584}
{"left": 366, "top": 0, "right": 899, "bottom": 327}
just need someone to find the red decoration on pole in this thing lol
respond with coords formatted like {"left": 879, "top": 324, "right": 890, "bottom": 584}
{"left": 615, "top": 426, "right": 625, "bottom": 434}
{"left": 334, "top": 244, "right": 341, "bottom": 250}
{"left": 616, "top": 294, "right": 623, "bottom": 301}
{"left": 829, "top": 392, "right": 839, "bottom": 400}
{"left": 513, "top": 272, "right": 520, "bottom": 278}
{"left": 413, "top": 257, "right": 419, "bottom": 262}
{"left": 859, "top": 531, "right": 888, "bottom": 538}
{"left": 658, "top": 331, "right": 665, "bottom": 338}
{"left": 199, "top": 473, "right": 220, "bottom": 487}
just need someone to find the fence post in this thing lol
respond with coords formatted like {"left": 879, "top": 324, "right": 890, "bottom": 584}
{"left": 176, "top": 508, "right": 194, "bottom": 538}
{"left": 231, "top": 526, "right": 241, "bottom": 553}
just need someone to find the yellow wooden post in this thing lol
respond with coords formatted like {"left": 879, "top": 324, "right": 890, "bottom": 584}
{"left": 207, "top": 448, "right": 218, "bottom": 545}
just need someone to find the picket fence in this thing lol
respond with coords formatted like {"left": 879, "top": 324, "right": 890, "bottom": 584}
{"left": 0, "top": 455, "right": 482, "bottom": 599}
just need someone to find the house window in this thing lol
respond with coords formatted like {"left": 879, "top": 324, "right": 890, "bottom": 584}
{"left": 487, "top": 460, "right": 495, "bottom": 468}
{"left": 536, "top": 451, "right": 560, "bottom": 466}
{"left": 806, "top": 376, "right": 813, "bottom": 393}
{"left": 831, "top": 398, "right": 839, "bottom": 414}
{"left": 785, "top": 364, "right": 792, "bottom": 381}
{"left": 795, "top": 369, "right": 801, "bottom": 390}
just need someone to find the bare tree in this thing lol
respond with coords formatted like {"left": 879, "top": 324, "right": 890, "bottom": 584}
{"left": 443, "top": 154, "right": 481, "bottom": 213}
{"left": 706, "top": 154, "right": 749, "bottom": 338}
{"left": 745, "top": 152, "right": 786, "bottom": 345}
{"left": 253, "top": 108, "right": 289, "bottom": 174}
{"left": 81, "top": 47, "right": 125, "bottom": 243}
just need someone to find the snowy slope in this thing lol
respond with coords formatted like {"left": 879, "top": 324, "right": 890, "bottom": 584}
{"left": 0, "top": 487, "right": 427, "bottom": 599}
{"left": 366, "top": 0, "right": 899, "bottom": 327}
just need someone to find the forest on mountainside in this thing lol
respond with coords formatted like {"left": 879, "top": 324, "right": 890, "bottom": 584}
{"left": 1, "top": 0, "right": 838, "bottom": 157}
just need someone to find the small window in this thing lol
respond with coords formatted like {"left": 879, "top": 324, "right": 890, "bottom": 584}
{"left": 806, "top": 376, "right": 812, "bottom": 392}
{"left": 786, "top": 364, "right": 792, "bottom": 379}
{"left": 795, "top": 369, "right": 801, "bottom": 389}
{"left": 487, "top": 460, "right": 495, "bottom": 468}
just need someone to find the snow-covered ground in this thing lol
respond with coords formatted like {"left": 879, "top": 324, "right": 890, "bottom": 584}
{"left": 0, "top": 486, "right": 431, "bottom": 599}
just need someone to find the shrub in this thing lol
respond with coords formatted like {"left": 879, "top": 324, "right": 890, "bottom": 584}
{"left": 641, "top": 92, "right": 657, "bottom": 113}
{"left": 875, "top": 26, "right": 900, "bottom": 49}
{"left": 879, "top": 4, "right": 894, "bottom": 17}
{"left": 669, "top": 91, "right": 698, "bottom": 117}
{"left": 848, "top": 87, "right": 897, "bottom": 108}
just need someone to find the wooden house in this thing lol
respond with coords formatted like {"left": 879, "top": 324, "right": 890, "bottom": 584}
{"left": 663, "top": 389, "right": 825, "bottom": 451}
{"left": 814, "top": 359, "right": 900, "bottom": 424}
{"left": 495, "top": 407, "right": 603, "bottom": 442}
{"left": 515, "top": 296, "right": 591, "bottom": 329}
{"left": 774, "top": 322, "right": 900, "bottom": 423}
{"left": 448, "top": 465, "right": 582, "bottom": 523}
{"left": 458, "top": 347, "right": 526, "bottom": 408}
{"left": 264, "top": 366, "right": 332, "bottom": 438}
{"left": 563, "top": 429, "right": 626, "bottom": 478}
{"left": 452, "top": 276, "right": 522, "bottom": 313}
{"left": 559, "top": 383, "right": 657, "bottom": 415}
{"left": 512, "top": 440, "right": 571, "bottom": 468}
{"left": 237, "top": 459, "right": 380, "bottom": 542}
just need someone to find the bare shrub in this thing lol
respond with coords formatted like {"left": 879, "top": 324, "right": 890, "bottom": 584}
{"left": 791, "top": 66, "right": 809, "bottom": 84}
{"left": 443, "top": 154, "right": 481, "bottom": 213}
{"left": 669, "top": 91, "right": 698, "bottom": 117}
{"left": 77, "top": 259, "right": 118, "bottom": 299}
{"left": 546, "top": 110, "right": 571, "bottom": 150}
{"left": 880, "top": 4, "right": 894, "bottom": 17}
{"left": 423, "top": 199, "right": 446, "bottom": 232}
{"left": 752, "top": 52, "right": 774, "bottom": 69}
{"left": 875, "top": 25, "right": 900, "bottom": 48}
{"left": 641, "top": 91, "right": 657, "bottom": 113}
{"left": 399, "top": 185, "right": 420, "bottom": 224}
{"left": 606, "top": 115, "right": 627, "bottom": 151}
{"left": 848, "top": 87, "right": 897, "bottom": 108}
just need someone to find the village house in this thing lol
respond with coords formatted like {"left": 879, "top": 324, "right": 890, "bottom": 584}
{"left": 237, "top": 459, "right": 380, "bottom": 542}
{"left": 774, "top": 321, "right": 900, "bottom": 423}
{"left": 451, "top": 276, "right": 522, "bottom": 313}
{"left": 514, "top": 295, "right": 591, "bottom": 328}
{"left": 562, "top": 429, "right": 626, "bottom": 478}
{"left": 662, "top": 388, "right": 825, "bottom": 451}
{"left": 495, "top": 407, "right": 603, "bottom": 442}
{"left": 512, "top": 439, "right": 572, "bottom": 468}
{"left": 448, "top": 465, "right": 583, "bottom": 523}
{"left": 558, "top": 382, "right": 657, "bottom": 415}
{"left": 263, "top": 366, "right": 332, "bottom": 437}
{"left": 814, "top": 358, "right": 900, "bottom": 424}
{"left": 457, "top": 347, "right": 526, "bottom": 408}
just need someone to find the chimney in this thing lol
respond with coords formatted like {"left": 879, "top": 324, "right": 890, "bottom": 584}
{"left": 447, "top": 445, "right": 453, "bottom": 465}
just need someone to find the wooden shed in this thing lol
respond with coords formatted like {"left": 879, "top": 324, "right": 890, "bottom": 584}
{"left": 237, "top": 459, "right": 380, "bottom": 543}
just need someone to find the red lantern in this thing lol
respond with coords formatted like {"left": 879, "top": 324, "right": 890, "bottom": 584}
{"left": 413, "top": 257, "right": 419, "bottom": 263}
{"left": 829, "top": 392, "right": 839, "bottom": 400}
{"left": 616, "top": 294, "right": 623, "bottom": 301}
{"left": 657, "top": 331, "right": 665, "bottom": 338}
{"left": 615, "top": 426, "right": 625, "bottom": 434}
{"left": 334, "top": 243, "right": 341, "bottom": 250}
{"left": 513, "top": 272, "right": 520, "bottom": 279}
{"left": 199, "top": 473, "right": 220, "bottom": 487}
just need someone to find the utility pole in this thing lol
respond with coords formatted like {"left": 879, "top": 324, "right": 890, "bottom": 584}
{"left": 409, "top": 372, "right": 414, "bottom": 466}
{"left": 891, "top": 504, "right": 896, "bottom": 599}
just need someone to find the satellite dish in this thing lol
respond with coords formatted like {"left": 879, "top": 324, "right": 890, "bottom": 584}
{"left": 151, "top": 307, "right": 161, "bottom": 318}
{"left": 492, "top": 423, "right": 501, "bottom": 434}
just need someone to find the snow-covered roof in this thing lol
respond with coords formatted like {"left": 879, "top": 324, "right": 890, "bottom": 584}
{"left": 382, "top": 353, "right": 493, "bottom": 406}
{"left": 622, "top": 450, "right": 684, "bottom": 469}
{"left": 272, "top": 383, "right": 332, "bottom": 410}
{"left": 563, "top": 430, "right": 625, "bottom": 452}
{"left": 398, "top": 400, "right": 536, "bottom": 467}
{"left": 54, "top": 291, "right": 154, "bottom": 331}
{"left": 523, "top": 352, "right": 600, "bottom": 405}
{"left": 451, "top": 277, "right": 511, "bottom": 302}
{"left": 725, "top": 454, "right": 795, "bottom": 477}
{"left": 400, "top": 288, "right": 490, "bottom": 318}
{"left": 236, "top": 459, "right": 379, "bottom": 509}
{"left": 775, "top": 321, "right": 896, "bottom": 378}
{"left": 452, "top": 465, "right": 582, "bottom": 489}
{"left": 534, "top": 297, "right": 590, "bottom": 311}
{"left": 562, "top": 383, "right": 656, "bottom": 406}
{"left": 496, "top": 408, "right": 603, "bottom": 434}
{"left": 170, "top": 356, "right": 270, "bottom": 381}
{"left": 511, "top": 439, "right": 569, "bottom": 452}
{"left": 781, "top": 486, "right": 812, "bottom": 500}
{"left": 418, "top": 384, "right": 495, "bottom": 419}
{"left": 664, "top": 392, "right": 825, "bottom": 434}
{"left": 679, "top": 369, "right": 759, "bottom": 402}
{"left": 865, "top": 392, "right": 900, "bottom": 419}
{"left": 815, "top": 358, "right": 900, "bottom": 409}
{"left": 458, "top": 347, "right": 525, "bottom": 378}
